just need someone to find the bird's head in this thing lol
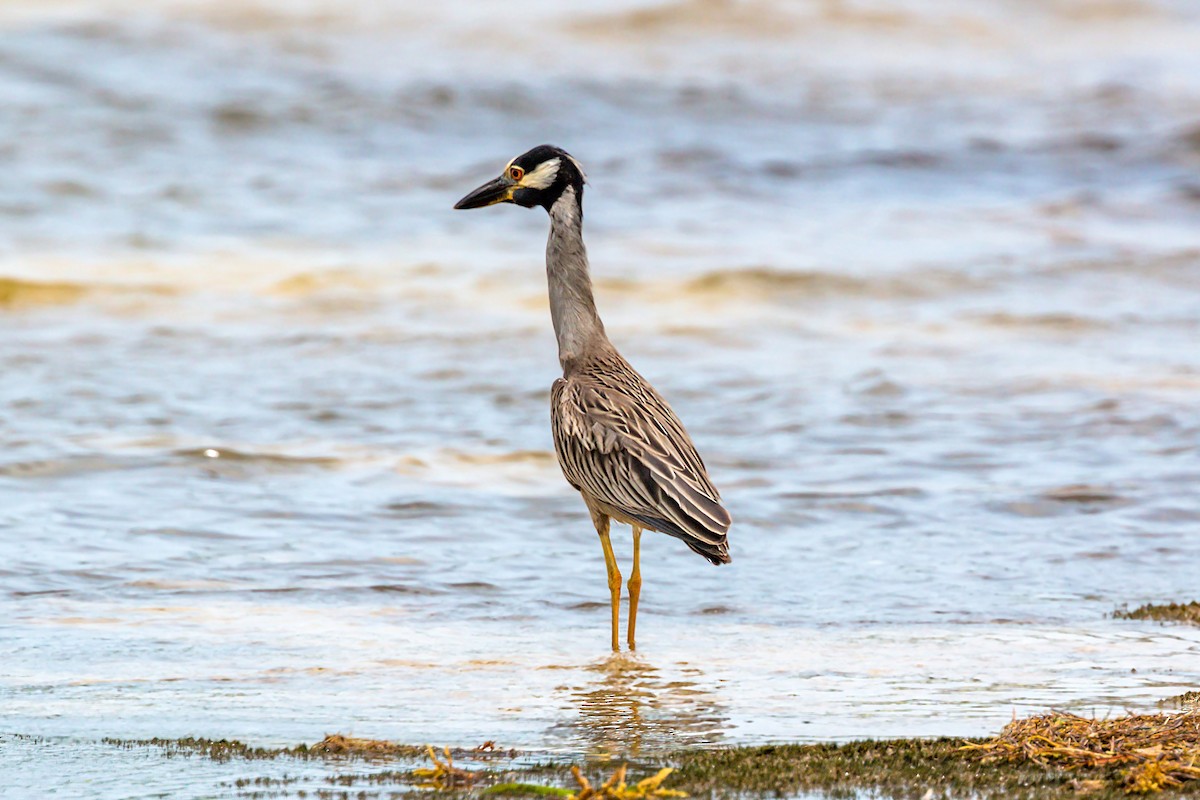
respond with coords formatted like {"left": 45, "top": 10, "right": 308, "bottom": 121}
{"left": 453, "top": 144, "right": 586, "bottom": 212}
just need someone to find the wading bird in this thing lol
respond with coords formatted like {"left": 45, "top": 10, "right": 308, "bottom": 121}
{"left": 454, "top": 145, "right": 731, "bottom": 651}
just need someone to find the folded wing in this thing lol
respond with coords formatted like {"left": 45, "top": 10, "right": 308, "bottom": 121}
{"left": 551, "top": 361, "right": 731, "bottom": 565}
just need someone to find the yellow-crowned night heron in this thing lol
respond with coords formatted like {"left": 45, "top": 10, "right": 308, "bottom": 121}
{"left": 454, "top": 145, "right": 731, "bottom": 651}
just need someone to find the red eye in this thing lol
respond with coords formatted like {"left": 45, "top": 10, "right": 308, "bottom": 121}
{"left": 508, "top": 166, "right": 524, "bottom": 181}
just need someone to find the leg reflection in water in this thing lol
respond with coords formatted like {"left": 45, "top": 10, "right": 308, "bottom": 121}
{"left": 553, "top": 653, "right": 728, "bottom": 757}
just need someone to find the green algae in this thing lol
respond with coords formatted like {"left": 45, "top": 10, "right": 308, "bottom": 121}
{"left": 667, "top": 738, "right": 1137, "bottom": 800}
{"left": 101, "top": 734, "right": 426, "bottom": 761}
{"left": 483, "top": 783, "right": 575, "bottom": 796}
{"left": 102, "top": 736, "right": 316, "bottom": 761}
{"left": 1115, "top": 601, "right": 1200, "bottom": 625}
{"left": 99, "top": 720, "right": 1200, "bottom": 799}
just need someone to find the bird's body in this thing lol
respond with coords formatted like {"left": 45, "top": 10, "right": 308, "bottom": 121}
{"left": 551, "top": 351, "right": 731, "bottom": 567}
{"left": 454, "top": 145, "right": 731, "bottom": 650}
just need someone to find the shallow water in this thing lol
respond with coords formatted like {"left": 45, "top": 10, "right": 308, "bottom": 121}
{"left": 3, "top": 0, "right": 1200, "bottom": 796}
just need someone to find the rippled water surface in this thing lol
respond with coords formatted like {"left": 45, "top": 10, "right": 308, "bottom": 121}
{"left": 3, "top": 0, "right": 1200, "bottom": 797}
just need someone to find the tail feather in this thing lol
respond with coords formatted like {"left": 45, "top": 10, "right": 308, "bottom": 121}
{"left": 630, "top": 512, "right": 731, "bottom": 565}
{"left": 685, "top": 536, "right": 731, "bottom": 565}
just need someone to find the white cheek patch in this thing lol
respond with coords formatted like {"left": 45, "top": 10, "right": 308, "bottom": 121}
{"left": 520, "top": 157, "right": 561, "bottom": 190}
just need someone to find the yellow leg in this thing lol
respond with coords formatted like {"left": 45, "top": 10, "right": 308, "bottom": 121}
{"left": 598, "top": 528, "right": 622, "bottom": 652}
{"left": 627, "top": 526, "right": 642, "bottom": 649}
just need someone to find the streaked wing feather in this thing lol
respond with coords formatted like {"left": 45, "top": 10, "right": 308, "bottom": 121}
{"left": 551, "top": 355, "right": 731, "bottom": 551}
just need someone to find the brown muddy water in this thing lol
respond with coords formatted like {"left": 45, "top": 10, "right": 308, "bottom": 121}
{"left": 3, "top": 0, "right": 1200, "bottom": 797}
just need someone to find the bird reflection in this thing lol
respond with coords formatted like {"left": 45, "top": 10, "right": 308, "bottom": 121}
{"left": 554, "top": 653, "right": 728, "bottom": 758}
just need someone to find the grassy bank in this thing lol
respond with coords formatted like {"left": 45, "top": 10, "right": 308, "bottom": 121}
{"left": 101, "top": 709, "right": 1200, "bottom": 800}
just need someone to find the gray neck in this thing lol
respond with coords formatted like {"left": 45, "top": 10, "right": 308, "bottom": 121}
{"left": 545, "top": 186, "right": 607, "bottom": 369}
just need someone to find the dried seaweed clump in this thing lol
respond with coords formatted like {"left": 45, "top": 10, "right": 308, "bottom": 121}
{"left": 412, "top": 749, "right": 684, "bottom": 799}
{"left": 568, "top": 764, "right": 686, "bottom": 800}
{"left": 414, "top": 744, "right": 478, "bottom": 789}
{"left": 1116, "top": 602, "right": 1200, "bottom": 625}
{"left": 962, "top": 710, "right": 1200, "bottom": 793}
